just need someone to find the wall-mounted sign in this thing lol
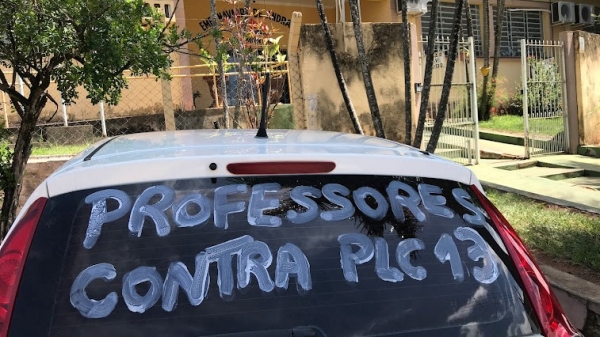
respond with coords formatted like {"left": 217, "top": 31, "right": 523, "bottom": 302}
{"left": 199, "top": 8, "right": 291, "bottom": 31}
{"left": 433, "top": 51, "right": 446, "bottom": 69}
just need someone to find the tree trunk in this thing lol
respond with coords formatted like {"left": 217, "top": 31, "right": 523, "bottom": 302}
{"left": 426, "top": 0, "right": 464, "bottom": 153}
{"left": 400, "top": 0, "right": 412, "bottom": 144}
{"left": 464, "top": 0, "right": 473, "bottom": 36}
{"left": 210, "top": 0, "right": 230, "bottom": 128}
{"left": 316, "top": 0, "right": 364, "bottom": 135}
{"left": 412, "top": 0, "right": 439, "bottom": 148}
{"left": 479, "top": 0, "right": 491, "bottom": 121}
{"left": 349, "top": 0, "right": 385, "bottom": 138}
{"left": 463, "top": 0, "right": 473, "bottom": 120}
{"left": 233, "top": 0, "right": 254, "bottom": 129}
{"left": 488, "top": 0, "right": 505, "bottom": 107}
{"left": 0, "top": 96, "right": 46, "bottom": 239}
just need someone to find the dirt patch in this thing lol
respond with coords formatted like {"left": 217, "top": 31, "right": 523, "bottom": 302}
{"left": 17, "top": 161, "right": 66, "bottom": 213}
{"left": 532, "top": 249, "right": 600, "bottom": 285}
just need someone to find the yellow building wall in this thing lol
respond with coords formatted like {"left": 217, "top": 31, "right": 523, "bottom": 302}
{"left": 299, "top": 23, "right": 408, "bottom": 142}
{"left": 354, "top": 0, "right": 396, "bottom": 22}
{"left": 574, "top": 31, "right": 600, "bottom": 145}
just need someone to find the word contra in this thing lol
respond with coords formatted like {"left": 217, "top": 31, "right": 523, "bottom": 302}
{"left": 70, "top": 235, "right": 310, "bottom": 319}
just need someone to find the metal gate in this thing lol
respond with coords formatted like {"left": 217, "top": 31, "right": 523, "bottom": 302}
{"left": 419, "top": 36, "right": 480, "bottom": 165}
{"left": 520, "top": 39, "right": 569, "bottom": 158}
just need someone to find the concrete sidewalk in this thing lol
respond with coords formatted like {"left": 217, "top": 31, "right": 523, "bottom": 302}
{"left": 470, "top": 154, "right": 600, "bottom": 215}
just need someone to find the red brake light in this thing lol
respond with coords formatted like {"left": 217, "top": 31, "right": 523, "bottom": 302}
{"left": 0, "top": 198, "right": 46, "bottom": 337}
{"left": 227, "top": 161, "right": 336, "bottom": 175}
{"left": 470, "top": 186, "right": 579, "bottom": 337}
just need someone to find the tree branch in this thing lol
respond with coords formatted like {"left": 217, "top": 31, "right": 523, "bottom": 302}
{"left": 111, "top": 61, "right": 132, "bottom": 77}
{"left": 14, "top": 67, "right": 36, "bottom": 90}
{"left": 162, "top": 32, "right": 212, "bottom": 53}
{"left": 44, "top": 93, "right": 60, "bottom": 123}
{"left": 161, "top": 0, "right": 181, "bottom": 35}
{"left": 0, "top": 70, "right": 28, "bottom": 110}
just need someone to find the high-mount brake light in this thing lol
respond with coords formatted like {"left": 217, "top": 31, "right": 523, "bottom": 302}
{"left": 227, "top": 161, "right": 336, "bottom": 175}
{"left": 470, "top": 186, "right": 579, "bottom": 337}
{"left": 0, "top": 198, "right": 47, "bottom": 337}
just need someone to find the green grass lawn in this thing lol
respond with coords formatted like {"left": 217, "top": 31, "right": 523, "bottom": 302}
{"left": 31, "top": 143, "right": 91, "bottom": 156}
{"left": 486, "top": 188, "right": 600, "bottom": 272}
{"left": 479, "top": 115, "right": 564, "bottom": 137}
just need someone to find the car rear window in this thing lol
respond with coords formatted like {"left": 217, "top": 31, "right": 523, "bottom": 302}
{"left": 12, "top": 175, "right": 540, "bottom": 336}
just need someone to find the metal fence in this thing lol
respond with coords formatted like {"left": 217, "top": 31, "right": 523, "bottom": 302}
{"left": 418, "top": 36, "right": 480, "bottom": 165}
{"left": 0, "top": 59, "right": 301, "bottom": 148}
{"left": 520, "top": 39, "right": 568, "bottom": 158}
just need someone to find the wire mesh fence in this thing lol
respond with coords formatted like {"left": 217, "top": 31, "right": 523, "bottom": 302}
{"left": 0, "top": 59, "right": 301, "bottom": 152}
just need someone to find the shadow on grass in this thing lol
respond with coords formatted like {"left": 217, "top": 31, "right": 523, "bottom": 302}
{"left": 486, "top": 188, "right": 600, "bottom": 273}
{"left": 525, "top": 223, "right": 600, "bottom": 272}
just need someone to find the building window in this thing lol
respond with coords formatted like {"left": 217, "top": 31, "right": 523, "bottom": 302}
{"left": 583, "top": 23, "right": 600, "bottom": 34}
{"left": 421, "top": 2, "right": 483, "bottom": 57}
{"left": 493, "top": 8, "right": 543, "bottom": 57}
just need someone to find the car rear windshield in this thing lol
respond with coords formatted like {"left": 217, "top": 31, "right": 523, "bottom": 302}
{"left": 12, "top": 175, "right": 540, "bottom": 337}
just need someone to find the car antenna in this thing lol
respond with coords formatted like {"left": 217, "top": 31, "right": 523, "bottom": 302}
{"left": 255, "top": 72, "right": 271, "bottom": 138}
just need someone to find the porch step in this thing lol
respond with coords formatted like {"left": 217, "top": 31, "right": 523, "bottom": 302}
{"left": 432, "top": 147, "right": 464, "bottom": 159}
{"left": 478, "top": 139, "right": 533, "bottom": 159}
{"left": 424, "top": 131, "right": 547, "bottom": 162}
{"left": 511, "top": 166, "right": 585, "bottom": 180}
{"left": 435, "top": 135, "right": 526, "bottom": 160}
{"left": 561, "top": 176, "right": 600, "bottom": 190}
{"left": 424, "top": 132, "right": 474, "bottom": 160}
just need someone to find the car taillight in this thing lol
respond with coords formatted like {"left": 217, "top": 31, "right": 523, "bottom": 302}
{"left": 470, "top": 186, "right": 579, "bottom": 337}
{"left": 227, "top": 161, "right": 336, "bottom": 175}
{"left": 0, "top": 198, "right": 46, "bottom": 337}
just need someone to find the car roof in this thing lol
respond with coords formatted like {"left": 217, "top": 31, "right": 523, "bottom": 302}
{"left": 40, "top": 129, "right": 479, "bottom": 197}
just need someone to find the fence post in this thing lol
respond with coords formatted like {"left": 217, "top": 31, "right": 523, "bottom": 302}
{"left": 521, "top": 39, "right": 530, "bottom": 159}
{"left": 287, "top": 12, "right": 305, "bottom": 129}
{"left": 161, "top": 78, "right": 176, "bottom": 131}
{"left": 559, "top": 31, "right": 578, "bottom": 154}
{"left": 467, "top": 36, "right": 480, "bottom": 164}
{"left": 99, "top": 101, "right": 107, "bottom": 137}
{"left": 1, "top": 92, "right": 8, "bottom": 128}
{"left": 17, "top": 75, "right": 24, "bottom": 96}
{"left": 558, "top": 40, "right": 570, "bottom": 153}
{"left": 61, "top": 99, "right": 68, "bottom": 127}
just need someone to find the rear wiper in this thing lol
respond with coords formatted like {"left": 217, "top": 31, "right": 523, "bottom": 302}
{"left": 198, "top": 325, "right": 327, "bottom": 337}
{"left": 291, "top": 326, "right": 327, "bottom": 336}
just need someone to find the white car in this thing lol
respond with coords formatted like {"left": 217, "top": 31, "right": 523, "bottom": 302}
{"left": 0, "top": 129, "right": 579, "bottom": 336}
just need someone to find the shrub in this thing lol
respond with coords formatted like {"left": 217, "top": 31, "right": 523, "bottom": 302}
{"left": 500, "top": 57, "right": 563, "bottom": 117}
{"left": 0, "top": 126, "right": 13, "bottom": 204}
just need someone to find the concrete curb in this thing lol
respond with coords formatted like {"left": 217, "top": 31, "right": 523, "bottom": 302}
{"left": 480, "top": 150, "right": 525, "bottom": 160}
{"left": 578, "top": 146, "right": 600, "bottom": 158}
{"left": 480, "top": 180, "right": 600, "bottom": 215}
{"left": 542, "top": 265, "right": 600, "bottom": 335}
{"left": 479, "top": 130, "right": 525, "bottom": 146}
{"left": 27, "top": 155, "right": 74, "bottom": 164}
